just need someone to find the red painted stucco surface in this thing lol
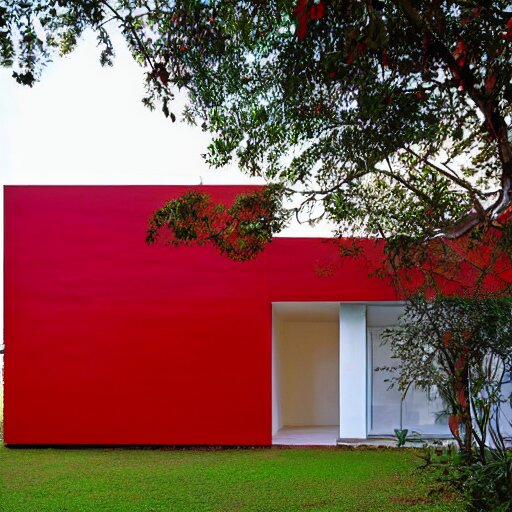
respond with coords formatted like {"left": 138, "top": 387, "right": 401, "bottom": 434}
{"left": 4, "top": 186, "right": 398, "bottom": 445}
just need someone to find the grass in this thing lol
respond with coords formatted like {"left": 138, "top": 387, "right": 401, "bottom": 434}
{"left": 0, "top": 445, "right": 463, "bottom": 512}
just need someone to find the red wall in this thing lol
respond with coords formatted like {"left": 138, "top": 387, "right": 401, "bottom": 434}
{"left": 4, "top": 186, "right": 398, "bottom": 445}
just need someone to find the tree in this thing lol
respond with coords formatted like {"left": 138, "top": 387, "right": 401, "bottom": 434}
{"left": 146, "top": 186, "right": 289, "bottom": 261}
{"left": 382, "top": 295, "right": 512, "bottom": 463}
{"left": 2, "top": 1, "right": 512, "bottom": 254}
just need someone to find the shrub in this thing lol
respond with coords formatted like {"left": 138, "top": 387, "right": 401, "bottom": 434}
{"left": 461, "top": 452, "right": 512, "bottom": 512}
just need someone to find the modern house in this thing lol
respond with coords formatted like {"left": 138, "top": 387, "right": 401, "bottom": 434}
{"left": 3, "top": 185, "right": 451, "bottom": 446}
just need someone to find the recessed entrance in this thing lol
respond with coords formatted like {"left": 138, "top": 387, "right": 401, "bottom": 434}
{"left": 272, "top": 302, "right": 339, "bottom": 445}
{"left": 272, "top": 302, "right": 451, "bottom": 445}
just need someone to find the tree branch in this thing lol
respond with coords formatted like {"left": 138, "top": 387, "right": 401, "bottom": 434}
{"left": 99, "top": 1, "right": 155, "bottom": 70}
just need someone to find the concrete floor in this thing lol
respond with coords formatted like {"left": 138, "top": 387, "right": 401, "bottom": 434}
{"left": 272, "top": 426, "right": 339, "bottom": 446}
{"left": 272, "top": 426, "right": 451, "bottom": 447}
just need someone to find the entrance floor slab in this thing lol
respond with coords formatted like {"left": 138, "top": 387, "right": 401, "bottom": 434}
{"left": 273, "top": 426, "right": 339, "bottom": 446}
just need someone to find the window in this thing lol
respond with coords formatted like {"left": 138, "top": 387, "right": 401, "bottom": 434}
{"left": 368, "top": 328, "right": 450, "bottom": 437}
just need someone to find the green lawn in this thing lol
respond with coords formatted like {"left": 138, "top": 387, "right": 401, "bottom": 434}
{"left": 0, "top": 445, "right": 463, "bottom": 512}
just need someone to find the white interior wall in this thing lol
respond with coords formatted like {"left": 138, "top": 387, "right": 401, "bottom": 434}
{"left": 274, "top": 318, "right": 339, "bottom": 428}
{"left": 271, "top": 319, "right": 281, "bottom": 435}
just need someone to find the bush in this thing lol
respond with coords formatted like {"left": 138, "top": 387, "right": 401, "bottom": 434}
{"left": 418, "top": 442, "right": 512, "bottom": 512}
{"left": 461, "top": 452, "right": 512, "bottom": 512}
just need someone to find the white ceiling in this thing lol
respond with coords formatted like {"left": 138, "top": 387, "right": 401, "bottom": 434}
{"left": 273, "top": 302, "right": 406, "bottom": 324}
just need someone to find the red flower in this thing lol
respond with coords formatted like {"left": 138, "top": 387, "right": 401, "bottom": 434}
{"left": 503, "top": 18, "right": 512, "bottom": 40}
{"left": 453, "top": 40, "right": 468, "bottom": 67}
{"left": 310, "top": 1, "right": 325, "bottom": 20}
{"left": 293, "top": 0, "right": 308, "bottom": 16}
{"left": 297, "top": 22, "right": 308, "bottom": 39}
{"left": 416, "top": 90, "right": 426, "bottom": 101}
{"left": 155, "top": 64, "right": 169, "bottom": 86}
{"left": 453, "top": 40, "right": 466, "bottom": 58}
{"left": 382, "top": 49, "right": 389, "bottom": 68}
{"left": 294, "top": 0, "right": 309, "bottom": 40}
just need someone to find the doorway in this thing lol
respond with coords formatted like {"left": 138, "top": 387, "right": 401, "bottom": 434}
{"left": 272, "top": 302, "right": 339, "bottom": 445}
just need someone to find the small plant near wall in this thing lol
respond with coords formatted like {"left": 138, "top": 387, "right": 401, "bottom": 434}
{"left": 393, "top": 393, "right": 410, "bottom": 447}
{"left": 382, "top": 295, "right": 512, "bottom": 511}
{"left": 394, "top": 428, "right": 409, "bottom": 448}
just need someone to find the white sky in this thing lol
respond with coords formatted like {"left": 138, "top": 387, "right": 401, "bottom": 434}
{"left": 0, "top": 29, "right": 335, "bottom": 349}
{"left": 0, "top": 30, "right": 263, "bottom": 186}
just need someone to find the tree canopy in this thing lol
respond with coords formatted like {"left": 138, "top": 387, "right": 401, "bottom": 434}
{"left": 2, "top": 1, "right": 512, "bottom": 262}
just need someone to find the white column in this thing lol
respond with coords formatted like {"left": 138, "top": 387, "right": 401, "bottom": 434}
{"left": 271, "top": 313, "right": 281, "bottom": 436}
{"left": 339, "top": 304, "right": 367, "bottom": 439}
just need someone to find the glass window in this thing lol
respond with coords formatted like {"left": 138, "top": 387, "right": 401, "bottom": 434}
{"left": 369, "top": 329, "right": 450, "bottom": 437}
